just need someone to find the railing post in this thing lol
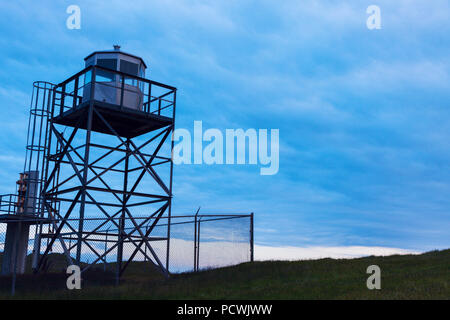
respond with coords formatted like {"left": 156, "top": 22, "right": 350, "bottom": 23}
{"left": 120, "top": 75, "right": 125, "bottom": 109}
{"left": 73, "top": 76, "right": 79, "bottom": 109}
{"left": 147, "top": 83, "right": 152, "bottom": 113}
{"left": 90, "top": 67, "right": 96, "bottom": 105}
{"left": 60, "top": 83, "right": 66, "bottom": 115}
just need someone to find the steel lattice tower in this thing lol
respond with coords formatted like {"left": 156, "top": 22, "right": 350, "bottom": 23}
{"left": 33, "top": 48, "right": 176, "bottom": 279}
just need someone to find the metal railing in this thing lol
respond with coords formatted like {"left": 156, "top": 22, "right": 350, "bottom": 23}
{"left": 0, "top": 194, "right": 59, "bottom": 217}
{"left": 52, "top": 65, "right": 177, "bottom": 119}
{"left": 0, "top": 194, "right": 17, "bottom": 215}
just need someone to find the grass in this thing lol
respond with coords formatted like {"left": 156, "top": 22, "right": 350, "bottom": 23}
{"left": 0, "top": 249, "right": 448, "bottom": 299}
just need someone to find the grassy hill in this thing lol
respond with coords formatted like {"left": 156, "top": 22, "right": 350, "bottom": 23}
{"left": 0, "top": 249, "right": 448, "bottom": 299}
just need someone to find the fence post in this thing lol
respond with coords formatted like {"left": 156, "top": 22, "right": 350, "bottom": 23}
{"left": 145, "top": 225, "right": 148, "bottom": 262}
{"left": 193, "top": 207, "right": 200, "bottom": 272}
{"left": 250, "top": 212, "right": 254, "bottom": 262}
{"left": 11, "top": 221, "right": 23, "bottom": 296}
{"left": 196, "top": 218, "right": 201, "bottom": 271}
{"left": 104, "top": 228, "right": 108, "bottom": 272}
{"left": 194, "top": 215, "right": 197, "bottom": 272}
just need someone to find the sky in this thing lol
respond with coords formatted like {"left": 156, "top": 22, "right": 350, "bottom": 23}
{"left": 0, "top": 0, "right": 449, "bottom": 260}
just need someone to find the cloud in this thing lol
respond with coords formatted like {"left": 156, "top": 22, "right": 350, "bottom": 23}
{"left": 254, "top": 245, "right": 420, "bottom": 261}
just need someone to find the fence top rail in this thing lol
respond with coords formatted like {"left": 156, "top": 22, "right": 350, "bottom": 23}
{"left": 0, "top": 213, "right": 252, "bottom": 224}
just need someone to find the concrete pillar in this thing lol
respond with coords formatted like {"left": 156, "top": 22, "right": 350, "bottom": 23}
{"left": 1, "top": 222, "right": 31, "bottom": 275}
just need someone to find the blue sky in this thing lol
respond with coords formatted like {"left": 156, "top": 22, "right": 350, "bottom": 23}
{"left": 0, "top": 0, "right": 449, "bottom": 255}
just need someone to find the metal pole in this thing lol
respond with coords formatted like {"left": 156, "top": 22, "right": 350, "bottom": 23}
{"left": 250, "top": 212, "right": 254, "bottom": 262}
{"left": 145, "top": 225, "right": 148, "bottom": 262}
{"left": 196, "top": 218, "right": 201, "bottom": 271}
{"left": 11, "top": 221, "right": 22, "bottom": 296}
{"left": 69, "top": 233, "right": 72, "bottom": 258}
{"left": 77, "top": 68, "right": 96, "bottom": 265}
{"left": 104, "top": 227, "right": 109, "bottom": 272}
{"left": 193, "top": 207, "right": 200, "bottom": 272}
{"left": 117, "top": 139, "right": 130, "bottom": 284}
{"left": 165, "top": 90, "right": 176, "bottom": 273}
{"left": 194, "top": 215, "right": 197, "bottom": 272}
{"left": 120, "top": 75, "right": 125, "bottom": 110}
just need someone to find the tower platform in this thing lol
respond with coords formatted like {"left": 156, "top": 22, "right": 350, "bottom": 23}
{"left": 52, "top": 101, "right": 173, "bottom": 139}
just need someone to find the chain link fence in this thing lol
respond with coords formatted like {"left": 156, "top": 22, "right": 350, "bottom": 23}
{"left": 0, "top": 213, "right": 253, "bottom": 276}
